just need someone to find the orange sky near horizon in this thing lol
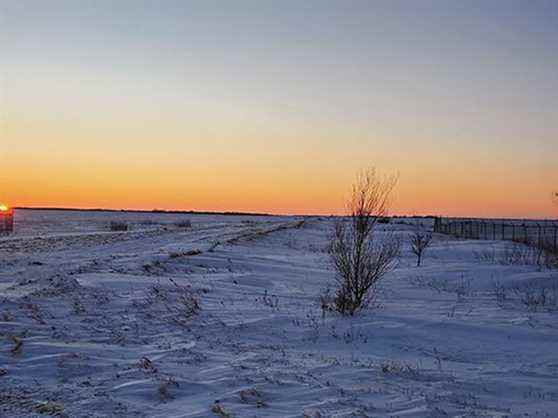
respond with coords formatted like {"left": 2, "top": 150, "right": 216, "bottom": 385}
{"left": 2, "top": 141, "right": 556, "bottom": 218}
{"left": 2, "top": 101, "right": 557, "bottom": 218}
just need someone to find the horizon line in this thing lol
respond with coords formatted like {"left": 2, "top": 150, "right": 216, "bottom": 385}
{"left": 12, "top": 206, "right": 557, "bottom": 222}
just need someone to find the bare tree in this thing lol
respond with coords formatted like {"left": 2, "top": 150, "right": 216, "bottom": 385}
{"left": 328, "top": 168, "right": 400, "bottom": 315}
{"left": 410, "top": 229, "right": 433, "bottom": 267}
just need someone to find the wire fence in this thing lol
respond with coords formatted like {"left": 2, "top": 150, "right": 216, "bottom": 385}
{"left": 433, "top": 217, "right": 558, "bottom": 251}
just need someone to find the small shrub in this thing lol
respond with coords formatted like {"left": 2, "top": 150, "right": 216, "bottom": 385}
{"left": 140, "top": 278, "right": 200, "bottom": 326}
{"left": 208, "top": 241, "right": 220, "bottom": 252}
{"left": 169, "top": 249, "right": 202, "bottom": 258}
{"left": 10, "top": 336, "right": 23, "bottom": 355}
{"left": 239, "top": 388, "right": 266, "bottom": 407}
{"left": 138, "top": 356, "right": 158, "bottom": 373}
{"left": 474, "top": 248, "right": 497, "bottom": 264}
{"left": 109, "top": 221, "right": 129, "bottom": 232}
{"left": 475, "top": 241, "right": 557, "bottom": 270}
{"left": 174, "top": 220, "right": 192, "bottom": 229}
{"left": 34, "top": 402, "right": 64, "bottom": 414}
{"left": 492, "top": 279, "right": 507, "bottom": 307}
{"left": 143, "top": 260, "right": 164, "bottom": 273}
{"left": 211, "top": 401, "right": 232, "bottom": 417}
{"left": 72, "top": 297, "right": 86, "bottom": 315}
{"left": 380, "top": 360, "right": 419, "bottom": 376}
{"left": 329, "top": 168, "right": 400, "bottom": 315}
{"left": 158, "top": 377, "right": 179, "bottom": 401}
{"left": 319, "top": 288, "right": 335, "bottom": 318}
{"left": 410, "top": 230, "right": 433, "bottom": 267}
{"left": 513, "top": 283, "right": 558, "bottom": 311}
{"left": 455, "top": 275, "right": 473, "bottom": 302}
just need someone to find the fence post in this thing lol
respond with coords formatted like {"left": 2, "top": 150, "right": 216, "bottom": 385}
{"left": 554, "top": 226, "right": 557, "bottom": 252}
{"left": 493, "top": 222, "right": 496, "bottom": 240}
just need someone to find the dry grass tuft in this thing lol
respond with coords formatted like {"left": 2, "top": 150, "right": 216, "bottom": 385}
{"left": 34, "top": 401, "right": 64, "bottom": 415}
{"left": 211, "top": 401, "right": 232, "bottom": 417}
{"left": 10, "top": 336, "right": 23, "bottom": 356}
{"left": 109, "top": 221, "right": 129, "bottom": 232}
{"left": 158, "top": 377, "right": 179, "bottom": 401}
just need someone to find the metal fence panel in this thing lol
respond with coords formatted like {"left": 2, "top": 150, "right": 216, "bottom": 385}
{"left": 433, "top": 217, "right": 558, "bottom": 251}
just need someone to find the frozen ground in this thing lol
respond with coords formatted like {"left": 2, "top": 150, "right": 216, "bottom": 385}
{"left": 1, "top": 210, "right": 557, "bottom": 417}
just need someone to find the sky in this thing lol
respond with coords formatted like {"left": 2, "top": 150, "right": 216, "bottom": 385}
{"left": 1, "top": 0, "right": 557, "bottom": 217}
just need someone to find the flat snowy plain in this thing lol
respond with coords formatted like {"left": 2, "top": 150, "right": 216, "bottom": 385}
{"left": 1, "top": 210, "right": 557, "bottom": 417}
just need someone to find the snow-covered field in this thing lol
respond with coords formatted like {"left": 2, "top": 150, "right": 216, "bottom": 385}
{"left": 1, "top": 210, "right": 557, "bottom": 417}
